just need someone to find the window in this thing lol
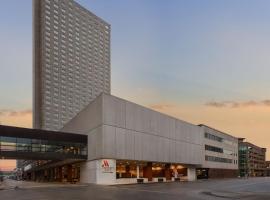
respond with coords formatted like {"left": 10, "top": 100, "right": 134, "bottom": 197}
{"left": 224, "top": 149, "right": 234, "bottom": 156}
{"left": 205, "top": 145, "right": 223, "bottom": 153}
{"left": 204, "top": 132, "right": 223, "bottom": 142}
{"left": 45, "top": 15, "right": 51, "bottom": 21}
{"left": 0, "top": 136, "right": 16, "bottom": 151}
{"left": 205, "top": 155, "right": 232, "bottom": 163}
{"left": 45, "top": 26, "right": 51, "bottom": 31}
{"left": 45, "top": 21, "right": 51, "bottom": 26}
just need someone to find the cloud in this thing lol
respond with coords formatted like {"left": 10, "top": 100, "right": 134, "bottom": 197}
{"left": 262, "top": 100, "right": 270, "bottom": 106}
{"left": 205, "top": 102, "right": 227, "bottom": 108}
{"left": 205, "top": 100, "right": 270, "bottom": 108}
{"left": 149, "top": 104, "right": 176, "bottom": 110}
{"left": 242, "top": 101, "right": 258, "bottom": 107}
{"left": 0, "top": 109, "right": 32, "bottom": 117}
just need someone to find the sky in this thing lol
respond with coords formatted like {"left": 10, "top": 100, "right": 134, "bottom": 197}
{"left": 1, "top": 0, "right": 270, "bottom": 170}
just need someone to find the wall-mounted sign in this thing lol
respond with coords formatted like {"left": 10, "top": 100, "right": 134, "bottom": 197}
{"left": 101, "top": 159, "right": 114, "bottom": 173}
{"left": 24, "top": 164, "right": 32, "bottom": 171}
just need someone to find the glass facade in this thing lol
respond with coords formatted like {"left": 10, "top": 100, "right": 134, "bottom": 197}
{"left": 238, "top": 141, "right": 266, "bottom": 177}
{"left": 239, "top": 145, "right": 248, "bottom": 176}
{"left": 116, "top": 161, "right": 138, "bottom": 179}
{"left": 0, "top": 136, "right": 87, "bottom": 156}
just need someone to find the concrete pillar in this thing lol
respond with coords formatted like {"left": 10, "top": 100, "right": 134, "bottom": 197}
{"left": 38, "top": 170, "right": 42, "bottom": 181}
{"left": 187, "top": 167, "right": 196, "bottom": 181}
{"left": 136, "top": 165, "right": 140, "bottom": 179}
{"left": 58, "top": 167, "right": 63, "bottom": 182}
{"left": 54, "top": 168, "right": 57, "bottom": 181}
{"left": 35, "top": 171, "right": 38, "bottom": 182}
{"left": 31, "top": 171, "right": 36, "bottom": 181}
{"left": 143, "top": 162, "right": 152, "bottom": 181}
{"left": 67, "top": 165, "right": 73, "bottom": 182}
{"left": 50, "top": 168, "right": 54, "bottom": 181}
{"left": 80, "top": 159, "right": 116, "bottom": 184}
{"left": 165, "top": 164, "right": 171, "bottom": 181}
{"left": 125, "top": 165, "right": 130, "bottom": 178}
{"left": 44, "top": 170, "right": 48, "bottom": 181}
{"left": 40, "top": 171, "right": 43, "bottom": 182}
{"left": 47, "top": 170, "right": 50, "bottom": 181}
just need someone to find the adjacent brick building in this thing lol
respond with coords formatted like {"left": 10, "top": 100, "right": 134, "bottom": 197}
{"left": 238, "top": 138, "right": 266, "bottom": 177}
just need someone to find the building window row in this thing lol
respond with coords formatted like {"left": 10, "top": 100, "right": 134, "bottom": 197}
{"left": 204, "top": 132, "right": 223, "bottom": 142}
{"left": 224, "top": 149, "right": 237, "bottom": 156}
{"left": 205, "top": 145, "right": 237, "bottom": 157}
{"left": 205, "top": 145, "right": 223, "bottom": 153}
{"left": 205, "top": 155, "right": 232, "bottom": 164}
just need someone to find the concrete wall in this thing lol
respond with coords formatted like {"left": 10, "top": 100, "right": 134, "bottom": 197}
{"left": 61, "top": 94, "right": 241, "bottom": 184}
{"left": 202, "top": 125, "right": 238, "bottom": 170}
{"left": 62, "top": 93, "right": 204, "bottom": 165}
{"left": 101, "top": 94, "right": 204, "bottom": 165}
{"left": 61, "top": 94, "right": 103, "bottom": 135}
{"left": 187, "top": 167, "right": 197, "bottom": 181}
{"left": 80, "top": 160, "right": 97, "bottom": 184}
{"left": 61, "top": 94, "right": 240, "bottom": 172}
{"left": 80, "top": 159, "right": 116, "bottom": 184}
{"left": 61, "top": 95, "right": 104, "bottom": 160}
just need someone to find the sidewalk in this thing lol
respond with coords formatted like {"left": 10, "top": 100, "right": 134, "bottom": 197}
{"left": 0, "top": 179, "right": 87, "bottom": 190}
{"left": 0, "top": 180, "right": 14, "bottom": 190}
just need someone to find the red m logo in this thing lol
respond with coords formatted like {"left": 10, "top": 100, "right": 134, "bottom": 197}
{"left": 102, "top": 160, "right": 109, "bottom": 167}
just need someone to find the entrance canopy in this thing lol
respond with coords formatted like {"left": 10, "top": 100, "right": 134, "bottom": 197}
{"left": 0, "top": 125, "right": 87, "bottom": 160}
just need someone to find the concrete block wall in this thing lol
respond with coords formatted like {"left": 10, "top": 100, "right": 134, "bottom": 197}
{"left": 62, "top": 93, "right": 204, "bottom": 165}
{"left": 101, "top": 94, "right": 204, "bottom": 165}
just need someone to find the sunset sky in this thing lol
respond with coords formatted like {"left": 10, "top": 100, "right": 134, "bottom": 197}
{"left": 1, "top": 0, "right": 270, "bottom": 170}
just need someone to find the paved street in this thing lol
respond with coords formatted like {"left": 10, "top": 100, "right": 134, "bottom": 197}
{"left": 1, "top": 177, "right": 270, "bottom": 200}
{"left": 0, "top": 179, "right": 87, "bottom": 190}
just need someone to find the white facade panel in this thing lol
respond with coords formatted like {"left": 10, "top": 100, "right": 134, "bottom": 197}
{"left": 101, "top": 94, "right": 204, "bottom": 165}
{"left": 201, "top": 125, "right": 239, "bottom": 170}
{"left": 134, "top": 131, "right": 143, "bottom": 161}
{"left": 103, "top": 125, "right": 116, "bottom": 158}
{"left": 125, "top": 130, "right": 135, "bottom": 160}
{"left": 61, "top": 94, "right": 103, "bottom": 135}
{"left": 81, "top": 159, "right": 116, "bottom": 184}
{"left": 87, "top": 126, "right": 103, "bottom": 160}
{"left": 169, "top": 140, "right": 176, "bottom": 162}
{"left": 80, "top": 160, "right": 97, "bottom": 184}
{"left": 115, "top": 127, "right": 126, "bottom": 159}
{"left": 62, "top": 94, "right": 240, "bottom": 170}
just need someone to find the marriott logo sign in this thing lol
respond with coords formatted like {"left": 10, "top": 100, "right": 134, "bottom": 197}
{"left": 101, "top": 160, "right": 114, "bottom": 173}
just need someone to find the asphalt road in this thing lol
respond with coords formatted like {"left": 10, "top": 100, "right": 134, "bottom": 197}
{"left": 1, "top": 177, "right": 270, "bottom": 200}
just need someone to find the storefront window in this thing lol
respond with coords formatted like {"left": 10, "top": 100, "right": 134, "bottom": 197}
{"left": 116, "top": 161, "right": 138, "bottom": 179}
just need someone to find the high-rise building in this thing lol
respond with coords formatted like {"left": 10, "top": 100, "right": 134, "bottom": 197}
{"left": 33, "top": 0, "right": 111, "bottom": 131}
